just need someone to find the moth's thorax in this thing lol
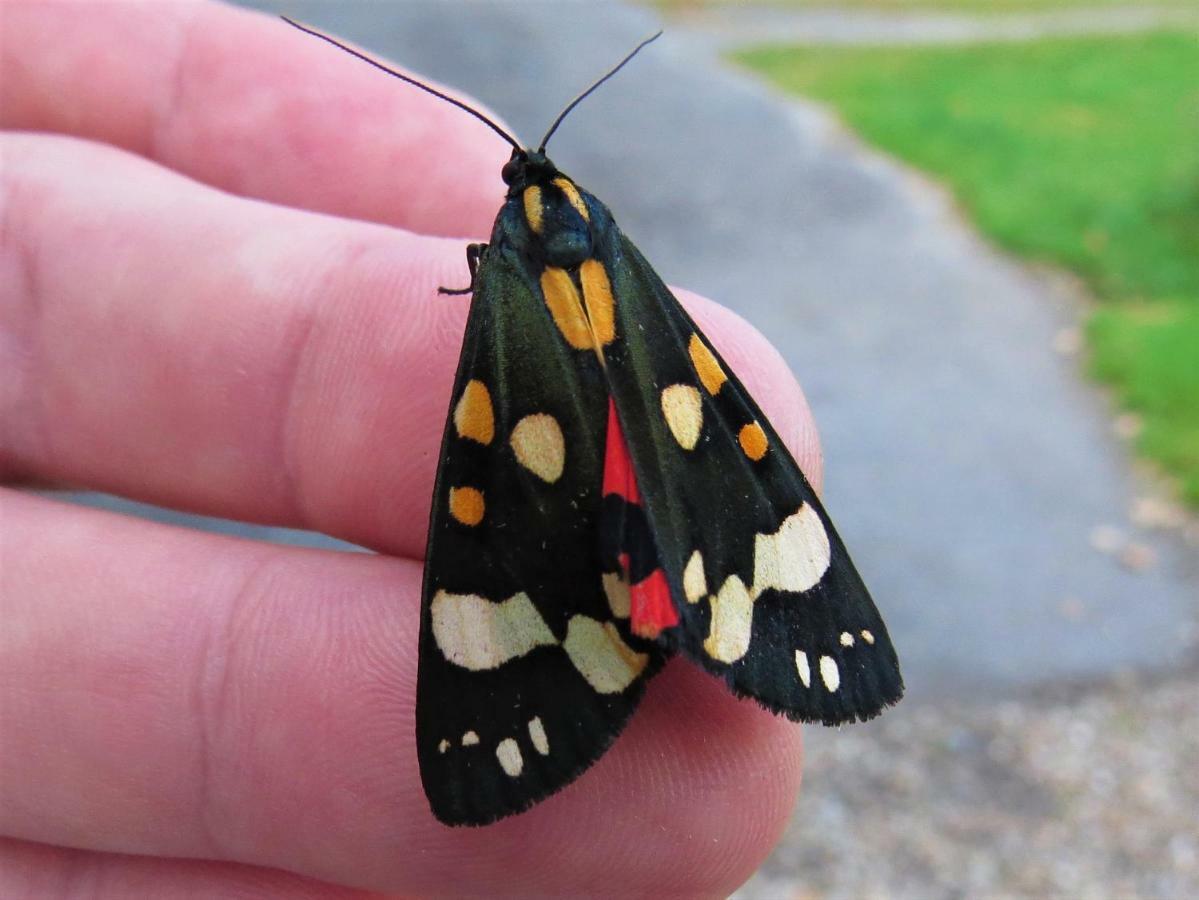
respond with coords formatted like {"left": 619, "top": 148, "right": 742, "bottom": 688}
{"left": 502, "top": 149, "right": 594, "bottom": 269}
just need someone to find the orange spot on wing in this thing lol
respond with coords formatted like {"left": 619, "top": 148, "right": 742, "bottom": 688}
{"left": 552, "top": 177, "right": 589, "bottom": 221}
{"left": 580, "top": 259, "right": 615, "bottom": 346}
{"left": 738, "top": 421, "right": 768, "bottom": 461}
{"left": 541, "top": 267, "right": 592, "bottom": 350}
{"left": 448, "top": 486, "right": 485, "bottom": 526}
{"left": 523, "top": 185, "right": 543, "bottom": 233}
{"left": 689, "top": 334, "right": 727, "bottom": 396}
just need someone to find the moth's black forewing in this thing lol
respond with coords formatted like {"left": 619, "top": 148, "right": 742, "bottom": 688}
{"left": 585, "top": 196, "right": 903, "bottom": 724}
{"left": 416, "top": 204, "right": 666, "bottom": 826}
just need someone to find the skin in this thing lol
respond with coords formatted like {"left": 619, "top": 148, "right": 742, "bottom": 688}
{"left": 0, "top": 1, "right": 823, "bottom": 896}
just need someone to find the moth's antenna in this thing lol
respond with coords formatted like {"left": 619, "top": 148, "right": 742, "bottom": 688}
{"left": 538, "top": 31, "right": 662, "bottom": 152}
{"left": 281, "top": 17, "right": 523, "bottom": 152}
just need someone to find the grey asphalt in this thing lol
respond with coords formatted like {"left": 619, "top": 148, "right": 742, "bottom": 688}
{"left": 73, "top": 1, "right": 1197, "bottom": 702}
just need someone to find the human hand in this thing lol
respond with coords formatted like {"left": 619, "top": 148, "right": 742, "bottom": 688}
{"left": 1, "top": 1, "right": 818, "bottom": 895}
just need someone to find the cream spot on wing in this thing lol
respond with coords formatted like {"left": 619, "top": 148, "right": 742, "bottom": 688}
{"left": 602, "top": 571, "right": 631, "bottom": 619}
{"left": 795, "top": 650, "right": 811, "bottom": 688}
{"left": 580, "top": 259, "right": 615, "bottom": 346}
{"left": 861, "top": 629, "right": 876, "bottom": 645}
{"left": 511, "top": 413, "right": 566, "bottom": 483}
{"left": 462, "top": 730, "right": 480, "bottom": 746}
{"left": 688, "top": 333, "right": 727, "bottom": 396}
{"left": 541, "top": 267, "right": 592, "bottom": 350}
{"left": 563, "top": 616, "right": 648, "bottom": 694}
{"left": 661, "top": 384, "right": 703, "bottom": 450}
{"left": 819, "top": 656, "right": 840, "bottom": 693}
{"left": 683, "top": 550, "right": 707, "bottom": 604}
{"left": 438, "top": 739, "right": 450, "bottom": 754}
{"left": 448, "top": 486, "right": 485, "bottom": 526}
{"left": 496, "top": 738, "right": 523, "bottom": 777}
{"left": 528, "top": 717, "right": 549, "bottom": 755}
{"left": 840, "top": 631, "right": 855, "bottom": 647}
{"left": 703, "top": 575, "right": 754, "bottom": 664}
{"left": 751, "top": 503, "right": 831, "bottom": 598}
{"left": 453, "top": 380, "right": 494, "bottom": 445}
{"left": 431, "top": 591, "right": 557, "bottom": 670}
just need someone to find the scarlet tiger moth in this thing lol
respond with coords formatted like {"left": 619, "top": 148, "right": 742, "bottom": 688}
{"left": 284, "top": 19, "right": 903, "bottom": 827}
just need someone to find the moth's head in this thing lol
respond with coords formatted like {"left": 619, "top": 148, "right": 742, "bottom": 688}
{"left": 501, "top": 148, "right": 558, "bottom": 193}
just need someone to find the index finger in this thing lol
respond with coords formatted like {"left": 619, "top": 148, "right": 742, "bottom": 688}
{"left": 0, "top": 0, "right": 508, "bottom": 237}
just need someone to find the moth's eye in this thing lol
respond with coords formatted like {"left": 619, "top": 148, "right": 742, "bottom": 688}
{"left": 501, "top": 159, "right": 522, "bottom": 184}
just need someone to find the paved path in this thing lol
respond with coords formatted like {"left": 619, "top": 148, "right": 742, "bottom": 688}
{"left": 674, "top": 4, "right": 1199, "bottom": 48}
{"left": 77, "top": 0, "right": 1196, "bottom": 701}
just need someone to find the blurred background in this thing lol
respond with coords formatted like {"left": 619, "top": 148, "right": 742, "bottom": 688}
{"left": 72, "top": 0, "right": 1198, "bottom": 896}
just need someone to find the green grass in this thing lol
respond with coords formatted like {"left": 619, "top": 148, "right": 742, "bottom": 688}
{"left": 734, "top": 31, "right": 1199, "bottom": 503}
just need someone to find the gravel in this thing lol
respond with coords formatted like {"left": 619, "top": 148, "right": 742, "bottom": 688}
{"left": 737, "top": 667, "right": 1199, "bottom": 899}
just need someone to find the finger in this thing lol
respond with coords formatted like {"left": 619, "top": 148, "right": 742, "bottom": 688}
{"left": 0, "top": 0, "right": 508, "bottom": 237}
{"left": 0, "top": 839, "right": 383, "bottom": 900}
{"left": 1, "top": 134, "right": 820, "bottom": 557}
{"left": 0, "top": 491, "right": 802, "bottom": 896}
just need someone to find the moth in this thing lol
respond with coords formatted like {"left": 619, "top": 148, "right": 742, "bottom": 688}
{"left": 285, "top": 20, "right": 903, "bottom": 827}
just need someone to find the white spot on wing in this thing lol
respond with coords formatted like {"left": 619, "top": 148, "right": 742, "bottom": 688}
{"left": 795, "top": 650, "right": 811, "bottom": 688}
{"left": 819, "top": 656, "right": 840, "bottom": 693}
{"left": 562, "top": 615, "right": 648, "bottom": 693}
{"left": 683, "top": 550, "right": 707, "bottom": 604}
{"left": 431, "top": 591, "right": 557, "bottom": 670}
{"left": 861, "top": 629, "right": 876, "bottom": 645}
{"left": 438, "top": 739, "right": 450, "bottom": 754}
{"left": 751, "top": 504, "right": 831, "bottom": 598}
{"left": 840, "top": 631, "right": 855, "bottom": 647}
{"left": 496, "top": 738, "right": 523, "bottom": 776}
{"left": 703, "top": 575, "right": 754, "bottom": 663}
{"left": 462, "top": 731, "right": 480, "bottom": 746}
{"left": 660, "top": 384, "right": 703, "bottom": 450}
{"left": 528, "top": 717, "right": 549, "bottom": 755}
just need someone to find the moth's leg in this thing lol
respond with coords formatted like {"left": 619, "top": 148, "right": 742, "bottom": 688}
{"left": 438, "top": 243, "right": 487, "bottom": 295}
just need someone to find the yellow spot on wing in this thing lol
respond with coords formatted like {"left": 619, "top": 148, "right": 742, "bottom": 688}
{"left": 562, "top": 615, "right": 648, "bottom": 694}
{"left": 453, "top": 379, "right": 494, "bottom": 445}
{"left": 430, "top": 590, "right": 557, "bottom": 670}
{"left": 541, "top": 267, "right": 592, "bottom": 350}
{"left": 738, "top": 421, "right": 768, "bottom": 461}
{"left": 523, "top": 185, "right": 543, "bottom": 234}
{"left": 553, "top": 177, "right": 589, "bottom": 221}
{"left": 661, "top": 384, "right": 703, "bottom": 450}
{"left": 448, "top": 486, "right": 485, "bottom": 526}
{"left": 688, "top": 334, "right": 727, "bottom": 396}
{"left": 511, "top": 413, "right": 566, "bottom": 483}
{"left": 703, "top": 575, "right": 754, "bottom": 663}
{"left": 580, "top": 259, "right": 615, "bottom": 346}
